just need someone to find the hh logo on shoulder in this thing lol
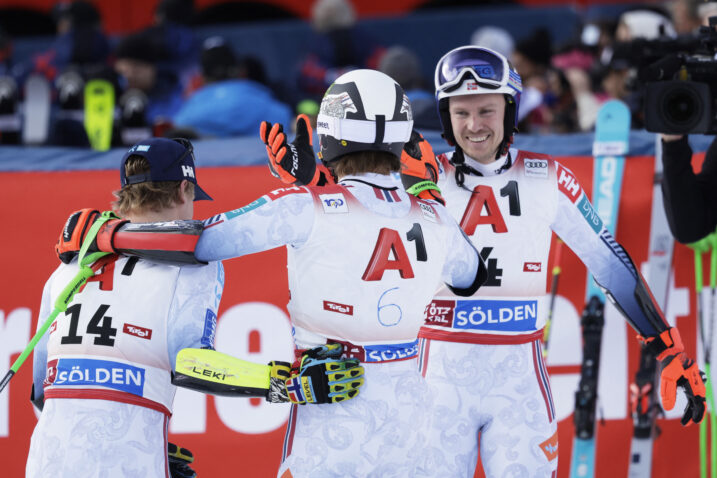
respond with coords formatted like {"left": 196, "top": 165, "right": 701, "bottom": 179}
{"left": 320, "top": 193, "right": 349, "bottom": 214}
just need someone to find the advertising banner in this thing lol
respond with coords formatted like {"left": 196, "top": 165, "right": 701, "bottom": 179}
{"left": 0, "top": 155, "right": 706, "bottom": 477}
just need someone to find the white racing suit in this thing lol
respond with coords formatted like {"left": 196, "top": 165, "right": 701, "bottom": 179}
{"left": 28, "top": 256, "right": 223, "bottom": 477}
{"left": 196, "top": 173, "right": 483, "bottom": 477}
{"left": 416, "top": 149, "right": 669, "bottom": 478}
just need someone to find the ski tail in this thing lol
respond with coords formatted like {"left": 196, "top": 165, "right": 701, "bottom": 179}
{"left": 84, "top": 79, "right": 115, "bottom": 151}
{"left": 627, "top": 131, "right": 673, "bottom": 477}
{"left": 570, "top": 295, "right": 606, "bottom": 478}
{"left": 22, "top": 74, "right": 51, "bottom": 145}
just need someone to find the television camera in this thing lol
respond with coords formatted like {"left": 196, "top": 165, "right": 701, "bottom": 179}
{"left": 613, "top": 17, "right": 717, "bottom": 134}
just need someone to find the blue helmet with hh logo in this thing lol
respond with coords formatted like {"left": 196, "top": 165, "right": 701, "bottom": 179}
{"left": 435, "top": 46, "right": 522, "bottom": 153}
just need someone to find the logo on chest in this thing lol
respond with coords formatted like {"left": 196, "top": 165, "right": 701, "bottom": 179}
{"left": 424, "top": 300, "right": 456, "bottom": 327}
{"left": 123, "top": 323, "right": 152, "bottom": 340}
{"left": 523, "top": 262, "right": 542, "bottom": 272}
{"left": 524, "top": 158, "right": 548, "bottom": 178}
{"left": 323, "top": 300, "right": 354, "bottom": 316}
{"left": 418, "top": 202, "right": 438, "bottom": 223}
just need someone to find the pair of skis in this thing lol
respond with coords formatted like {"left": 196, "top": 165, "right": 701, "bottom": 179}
{"left": 21, "top": 73, "right": 115, "bottom": 150}
{"left": 568, "top": 102, "right": 684, "bottom": 477}
{"left": 569, "top": 99, "right": 629, "bottom": 478}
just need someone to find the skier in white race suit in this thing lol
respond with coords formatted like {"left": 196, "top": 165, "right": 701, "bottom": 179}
{"left": 33, "top": 138, "right": 364, "bottom": 477}
{"left": 206, "top": 69, "right": 485, "bottom": 477}
{"left": 266, "top": 47, "right": 707, "bottom": 478}
{"left": 404, "top": 46, "right": 706, "bottom": 477}
{"left": 28, "top": 138, "right": 223, "bottom": 477}
{"left": 56, "top": 69, "right": 486, "bottom": 476}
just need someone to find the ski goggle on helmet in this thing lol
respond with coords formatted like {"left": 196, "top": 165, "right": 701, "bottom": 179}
{"left": 435, "top": 46, "right": 522, "bottom": 123}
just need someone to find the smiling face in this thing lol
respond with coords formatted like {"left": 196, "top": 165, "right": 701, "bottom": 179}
{"left": 449, "top": 93, "right": 505, "bottom": 164}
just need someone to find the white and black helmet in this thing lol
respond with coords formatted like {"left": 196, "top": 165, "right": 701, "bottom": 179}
{"left": 435, "top": 46, "right": 522, "bottom": 153}
{"left": 316, "top": 69, "right": 414, "bottom": 164}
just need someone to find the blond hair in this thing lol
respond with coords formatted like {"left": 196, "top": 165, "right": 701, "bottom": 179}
{"left": 112, "top": 155, "right": 194, "bottom": 217}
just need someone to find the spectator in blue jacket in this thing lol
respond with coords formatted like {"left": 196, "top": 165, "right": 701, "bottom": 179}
{"left": 172, "top": 36, "right": 292, "bottom": 138}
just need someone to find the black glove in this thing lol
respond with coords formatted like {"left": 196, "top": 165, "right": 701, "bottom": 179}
{"left": 283, "top": 344, "right": 364, "bottom": 404}
{"left": 168, "top": 442, "right": 197, "bottom": 478}
{"left": 260, "top": 114, "right": 325, "bottom": 186}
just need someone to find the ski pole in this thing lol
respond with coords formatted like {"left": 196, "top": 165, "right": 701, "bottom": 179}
{"left": 692, "top": 236, "right": 712, "bottom": 478}
{"left": 543, "top": 237, "right": 563, "bottom": 359}
{"left": 0, "top": 211, "right": 117, "bottom": 394}
{"left": 709, "top": 232, "right": 717, "bottom": 478}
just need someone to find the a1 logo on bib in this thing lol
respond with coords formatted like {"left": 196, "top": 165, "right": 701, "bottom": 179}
{"left": 320, "top": 193, "right": 349, "bottom": 213}
{"left": 524, "top": 158, "right": 548, "bottom": 178}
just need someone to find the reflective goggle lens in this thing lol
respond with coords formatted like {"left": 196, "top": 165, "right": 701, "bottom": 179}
{"left": 438, "top": 48, "right": 505, "bottom": 86}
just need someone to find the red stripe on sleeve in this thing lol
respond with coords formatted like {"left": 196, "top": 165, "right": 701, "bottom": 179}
{"left": 113, "top": 232, "right": 199, "bottom": 252}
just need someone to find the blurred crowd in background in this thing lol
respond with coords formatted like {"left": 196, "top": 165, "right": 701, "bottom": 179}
{"left": 0, "top": 0, "right": 715, "bottom": 149}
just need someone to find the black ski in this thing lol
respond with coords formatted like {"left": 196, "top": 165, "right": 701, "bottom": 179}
{"left": 628, "top": 345, "right": 662, "bottom": 476}
{"left": 571, "top": 295, "right": 605, "bottom": 478}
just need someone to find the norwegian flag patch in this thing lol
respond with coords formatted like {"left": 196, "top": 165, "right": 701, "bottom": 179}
{"left": 286, "top": 376, "right": 305, "bottom": 403}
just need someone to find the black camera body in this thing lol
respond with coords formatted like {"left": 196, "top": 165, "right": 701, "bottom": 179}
{"left": 645, "top": 77, "right": 715, "bottom": 134}
{"left": 616, "top": 19, "right": 717, "bottom": 134}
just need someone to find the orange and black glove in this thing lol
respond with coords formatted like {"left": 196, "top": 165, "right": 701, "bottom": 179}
{"left": 400, "top": 129, "right": 445, "bottom": 205}
{"left": 55, "top": 208, "right": 203, "bottom": 265}
{"left": 260, "top": 114, "right": 332, "bottom": 186}
{"left": 55, "top": 209, "right": 126, "bottom": 264}
{"left": 641, "top": 327, "right": 706, "bottom": 426}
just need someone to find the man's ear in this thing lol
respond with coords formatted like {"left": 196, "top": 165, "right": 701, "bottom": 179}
{"left": 178, "top": 179, "right": 191, "bottom": 204}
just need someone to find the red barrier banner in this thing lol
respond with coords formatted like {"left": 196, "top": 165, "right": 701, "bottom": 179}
{"left": 0, "top": 156, "right": 705, "bottom": 477}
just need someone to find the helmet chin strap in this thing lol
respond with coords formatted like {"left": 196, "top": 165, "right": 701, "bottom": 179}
{"left": 497, "top": 128, "right": 516, "bottom": 158}
{"left": 450, "top": 141, "right": 514, "bottom": 190}
{"left": 498, "top": 94, "right": 517, "bottom": 157}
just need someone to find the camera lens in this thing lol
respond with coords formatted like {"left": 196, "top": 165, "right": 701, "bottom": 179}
{"left": 661, "top": 86, "right": 702, "bottom": 127}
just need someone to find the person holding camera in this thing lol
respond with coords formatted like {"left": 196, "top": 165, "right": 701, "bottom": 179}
{"left": 661, "top": 133, "right": 717, "bottom": 243}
